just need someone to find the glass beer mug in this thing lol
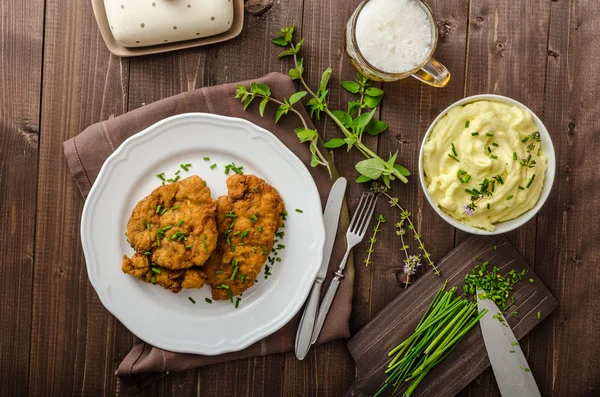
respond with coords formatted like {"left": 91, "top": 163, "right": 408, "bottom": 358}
{"left": 345, "top": 0, "right": 450, "bottom": 87}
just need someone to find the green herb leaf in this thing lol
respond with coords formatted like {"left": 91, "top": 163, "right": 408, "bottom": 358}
{"left": 331, "top": 110, "right": 352, "bottom": 127}
{"left": 341, "top": 81, "right": 360, "bottom": 93}
{"left": 274, "top": 105, "right": 287, "bottom": 123}
{"left": 288, "top": 58, "right": 304, "bottom": 80}
{"left": 365, "top": 87, "right": 384, "bottom": 97}
{"left": 365, "top": 119, "right": 387, "bottom": 135}
{"left": 277, "top": 48, "right": 295, "bottom": 58}
{"left": 356, "top": 158, "right": 387, "bottom": 180}
{"left": 271, "top": 36, "right": 288, "bottom": 46}
{"left": 259, "top": 97, "right": 269, "bottom": 117}
{"left": 347, "top": 101, "right": 361, "bottom": 115}
{"left": 243, "top": 96, "right": 254, "bottom": 110}
{"left": 318, "top": 67, "right": 332, "bottom": 95}
{"left": 363, "top": 95, "right": 383, "bottom": 108}
{"left": 352, "top": 108, "right": 376, "bottom": 133}
{"left": 294, "top": 127, "right": 317, "bottom": 143}
{"left": 394, "top": 164, "right": 411, "bottom": 176}
{"left": 356, "top": 174, "right": 372, "bottom": 183}
{"left": 323, "top": 138, "right": 346, "bottom": 149}
{"left": 288, "top": 91, "right": 307, "bottom": 105}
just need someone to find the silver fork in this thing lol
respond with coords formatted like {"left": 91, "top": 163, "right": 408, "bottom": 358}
{"left": 310, "top": 191, "right": 378, "bottom": 345}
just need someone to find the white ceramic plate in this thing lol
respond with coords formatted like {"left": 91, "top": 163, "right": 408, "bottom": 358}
{"left": 81, "top": 113, "right": 325, "bottom": 355}
{"left": 418, "top": 94, "right": 556, "bottom": 235}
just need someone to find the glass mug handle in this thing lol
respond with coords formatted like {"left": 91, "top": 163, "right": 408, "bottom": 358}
{"left": 411, "top": 57, "right": 451, "bottom": 88}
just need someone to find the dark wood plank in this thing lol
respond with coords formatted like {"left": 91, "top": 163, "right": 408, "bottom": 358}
{"left": 531, "top": 0, "right": 600, "bottom": 396}
{"left": 28, "top": 0, "right": 130, "bottom": 395}
{"left": 347, "top": 235, "right": 558, "bottom": 397}
{"left": 0, "top": 1, "right": 44, "bottom": 395}
{"left": 372, "top": 0, "right": 469, "bottom": 325}
{"left": 279, "top": 0, "right": 364, "bottom": 395}
{"left": 458, "top": 1, "right": 551, "bottom": 395}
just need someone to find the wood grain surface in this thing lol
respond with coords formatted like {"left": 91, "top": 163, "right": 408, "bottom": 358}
{"left": 1, "top": 0, "right": 599, "bottom": 396}
{"left": 346, "top": 235, "right": 558, "bottom": 397}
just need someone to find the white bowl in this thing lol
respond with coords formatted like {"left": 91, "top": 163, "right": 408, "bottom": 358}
{"left": 418, "top": 94, "right": 556, "bottom": 235}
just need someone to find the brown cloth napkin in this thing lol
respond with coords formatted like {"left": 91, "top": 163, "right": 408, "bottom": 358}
{"left": 63, "top": 72, "right": 354, "bottom": 394}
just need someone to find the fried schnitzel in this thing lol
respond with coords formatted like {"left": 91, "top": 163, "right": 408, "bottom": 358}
{"left": 122, "top": 253, "right": 206, "bottom": 293}
{"left": 124, "top": 175, "right": 218, "bottom": 271}
{"left": 203, "top": 174, "right": 285, "bottom": 300}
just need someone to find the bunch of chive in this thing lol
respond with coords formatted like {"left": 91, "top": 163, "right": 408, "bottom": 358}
{"left": 463, "top": 261, "right": 526, "bottom": 312}
{"left": 375, "top": 283, "right": 488, "bottom": 397}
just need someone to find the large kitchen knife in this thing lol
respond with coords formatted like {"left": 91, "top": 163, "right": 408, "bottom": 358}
{"left": 477, "top": 289, "right": 542, "bottom": 397}
{"left": 295, "top": 177, "right": 347, "bottom": 360}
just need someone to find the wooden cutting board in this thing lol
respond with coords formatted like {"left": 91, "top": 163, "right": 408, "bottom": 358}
{"left": 346, "top": 235, "right": 558, "bottom": 397}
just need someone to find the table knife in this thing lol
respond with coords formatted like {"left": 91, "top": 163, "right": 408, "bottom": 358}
{"left": 295, "top": 177, "right": 347, "bottom": 360}
{"left": 477, "top": 289, "right": 542, "bottom": 397}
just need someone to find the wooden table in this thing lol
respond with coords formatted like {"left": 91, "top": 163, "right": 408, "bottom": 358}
{"left": 1, "top": 0, "right": 598, "bottom": 396}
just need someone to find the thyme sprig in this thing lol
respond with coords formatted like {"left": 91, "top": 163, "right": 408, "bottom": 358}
{"left": 372, "top": 183, "right": 439, "bottom": 276}
{"left": 365, "top": 214, "right": 386, "bottom": 266}
{"left": 269, "top": 24, "right": 409, "bottom": 187}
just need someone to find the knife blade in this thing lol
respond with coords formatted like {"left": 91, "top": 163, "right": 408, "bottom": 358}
{"left": 295, "top": 177, "right": 347, "bottom": 360}
{"left": 477, "top": 289, "right": 542, "bottom": 397}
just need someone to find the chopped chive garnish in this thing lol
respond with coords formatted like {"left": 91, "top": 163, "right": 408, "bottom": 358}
{"left": 203, "top": 157, "right": 210, "bottom": 161}
{"left": 161, "top": 208, "right": 167, "bottom": 215}
{"left": 225, "top": 211, "right": 237, "bottom": 218}
{"left": 513, "top": 311, "right": 519, "bottom": 318}
{"left": 171, "top": 206, "right": 180, "bottom": 210}
{"left": 151, "top": 277, "right": 156, "bottom": 284}
{"left": 471, "top": 132, "right": 479, "bottom": 136}
{"left": 202, "top": 234, "right": 208, "bottom": 254}
{"left": 448, "top": 154, "right": 460, "bottom": 162}
{"left": 175, "top": 170, "right": 180, "bottom": 175}
{"left": 188, "top": 297, "right": 196, "bottom": 304}
{"left": 295, "top": 208, "right": 303, "bottom": 213}
{"left": 232, "top": 231, "right": 241, "bottom": 236}
{"left": 487, "top": 203, "right": 491, "bottom": 209}
{"left": 177, "top": 220, "right": 184, "bottom": 227}
{"left": 251, "top": 187, "right": 259, "bottom": 193}
{"left": 146, "top": 222, "right": 152, "bottom": 230}
{"left": 228, "top": 289, "right": 233, "bottom": 302}
{"left": 486, "top": 133, "right": 493, "bottom": 137}
{"left": 492, "top": 142, "right": 499, "bottom": 147}
{"left": 159, "top": 226, "right": 172, "bottom": 232}
{"left": 216, "top": 270, "right": 222, "bottom": 274}
{"left": 465, "top": 120, "right": 470, "bottom": 128}
{"left": 210, "top": 163, "right": 217, "bottom": 169}
{"left": 156, "top": 172, "right": 165, "bottom": 181}
{"left": 185, "top": 245, "right": 192, "bottom": 249}
{"left": 217, "top": 284, "right": 230, "bottom": 290}
{"left": 537, "top": 311, "right": 541, "bottom": 319}
{"left": 526, "top": 174, "right": 536, "bottom": 188}
{"left": 513, "top": 152, "right": 518, "bottom": 160}
{"left": 522, "top": 136, "right": 530, "bottom": 142}
{"left": 491, "top": 155, "right": 498, "bottom": 159}
{"left": 529, "top": 278, "right": 535, "bottom": 283}
{"left": 451, "top": 143, "right": 458, "bottom": 156}
{"left": 180, "top": 164, "right": 189, "bottom": 172}
{"left": 464, "top": 175, "right": 471, "bottom": 183}
{"left": 156, "top": 239, "right": 161, "bottom": 247}
{"left": 506, "top": 195, "right": 513, "bottom": 200}
{"left": 510, "top": 350, "right": 516, "bottom": 353}
{"left": 512, "top": 342, "right": 519, "bottom": 346}
{"left": 205, "top": 298, "right": 212, "bottom": 304}
{"left": 151, "top": 267, "right": 161, "bottom": 274}
{"left": 172, "top": 175, "right": 180, "bottom": 182}
{"left": 144, "top": 251, "right": 151, "bottom": 256}
{"left": 250, "top": 214, "right": 258, "bottom": 224}
{"left": 276, "top": 257, "right": 282, "bottom": 262}
{"left": 156, "top": 205, "right": 161, "bottom": 214}
{"left": 235, "top": 298, "right": 240, "bottom": 309}
{"left": 487, "top": 146, "right": 492, "bottom": 153}
{"left": 230, "top": 266, "right": 239, "bottom": 280}
{"left": 258, "top": 226, "right": 263, "bottom": 233}
{"left": 231, "top": 245, "right": 236, "bottom": 252}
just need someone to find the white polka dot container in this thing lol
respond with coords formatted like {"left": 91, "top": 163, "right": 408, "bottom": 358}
{"left": 103, "top": 0, "right": 235, "bottom": 48}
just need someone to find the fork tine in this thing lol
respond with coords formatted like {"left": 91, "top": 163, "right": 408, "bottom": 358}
{"left": 352, "top": 192, "right": 374, "bottom": 234}
{"left": 349, "top": 192, "right": 369, "bottom": 232}
{"left": 358, "top": 195, "right": 378, "bottom": 236}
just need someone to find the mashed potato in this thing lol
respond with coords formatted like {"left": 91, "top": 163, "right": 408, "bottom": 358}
{"left": 423, "top": 101, "right": 546, "bottom": 231}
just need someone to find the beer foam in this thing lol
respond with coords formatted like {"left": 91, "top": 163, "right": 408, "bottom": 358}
{"left": 355, "top": 0, "right": 433, "bottom": 74}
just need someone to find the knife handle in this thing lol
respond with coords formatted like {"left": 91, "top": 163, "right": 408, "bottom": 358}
{"left": 294, "top": 279, "right": 323, "bottom": 360}
{"left": 311, "top": 269, "right": 343, "bottom": 345}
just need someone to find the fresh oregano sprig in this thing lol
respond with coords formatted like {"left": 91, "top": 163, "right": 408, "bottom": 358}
{"left": 271, "top": 24, "right": 410, "bottom": 187}
{"left": 234, "top": 82, "right": 332, "bottom": 177}
{"left": 372, "top": 183, "right": 439, "bottom": 276}
{"left": 365, "top": 214, "right": 386, "bottom": 266}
